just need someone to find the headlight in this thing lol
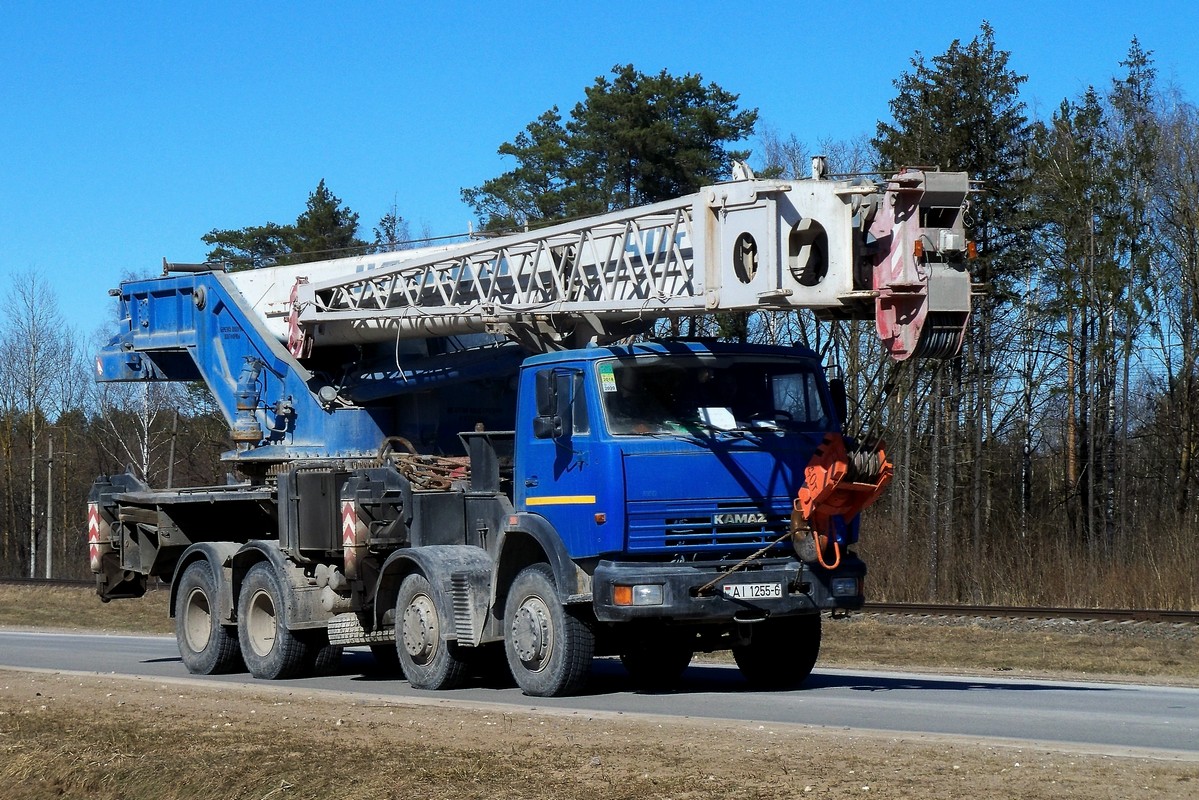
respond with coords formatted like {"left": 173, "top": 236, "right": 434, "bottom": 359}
{"left": 830, "top": 577, "right": 860, "bottom": 597}
{"left": 613, "top": 584, "right": 664, "bottom": 606}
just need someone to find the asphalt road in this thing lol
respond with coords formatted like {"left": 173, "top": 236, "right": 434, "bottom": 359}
{"left": 2, "top": 630, "right": 1196, "bottom": 757}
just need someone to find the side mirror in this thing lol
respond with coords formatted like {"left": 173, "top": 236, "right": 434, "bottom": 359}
{"left": 535, "top": 369, "right": 557, "bottom": 416}
{"left": 533, "top": 415, "right": 563, "bottom": 439}
{"left": 533, "top": 369, "right": 568, "bottom": 439}
{"left": 828, "top": 377, "right": 848, "bottom": 428}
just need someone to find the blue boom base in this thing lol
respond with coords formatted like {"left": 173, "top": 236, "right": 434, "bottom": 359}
{"left": 95, "top": 272, "right": 393, "bottom": 461}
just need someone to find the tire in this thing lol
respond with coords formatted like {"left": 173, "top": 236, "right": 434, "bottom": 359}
{"left": 175, "top": 560, "right": 243, "bottom": 675}
{"left": 369, "top": 643, "right": 404, "bottom": 676}
{"left": 308, "top": 635, "right": 344, "bottom": 676}
{"left": 732, "top": 614, "right": 821, "bottom": 689}
{"left": 395, "top": 573, "right": 468, "bottom": 690}
{"left": 237, "top": 561, "right": 315, "bottom": 680}
{"left": 503, "top": 563, "right": 594, "bottom": 697}
{"left": 619, "top": 633, "right": 693, "bottom": 690}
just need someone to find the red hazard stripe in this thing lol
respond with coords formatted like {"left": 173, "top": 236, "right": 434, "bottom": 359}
{"left": 341, "top": 501, "right": 355, "bottom": 548}
{"left": 87, "top": 503, "right": 101, "bottom": 571}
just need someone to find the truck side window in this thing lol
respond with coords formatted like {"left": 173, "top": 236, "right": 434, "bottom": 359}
{"left": 571, "top": 372, "right": 590, "bottom": 435}
{"left": 770, "top": 371, "right": 829, "bottom": 429}
{"left": 534, "top": 367, "right": 589, "bottom": 438}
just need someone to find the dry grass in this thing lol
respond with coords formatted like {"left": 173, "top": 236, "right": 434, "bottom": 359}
{"left": 820, "top": 615, "right": 1199, "bottom": 684}
{"left": 0, "top": 584, "right": 172, "bottom": 635}
{"left": 860, "top": 516, "right": 1199, "bottom": 610}
{"left": 1, "top": 670, "right": 1196, "bottom": 800}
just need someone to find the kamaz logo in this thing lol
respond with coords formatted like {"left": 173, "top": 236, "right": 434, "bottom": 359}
{"left": 714, "top": 512, "right": 768, "bottom": 526}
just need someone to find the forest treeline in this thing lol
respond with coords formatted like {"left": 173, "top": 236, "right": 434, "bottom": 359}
{"left": 2, "top": 25, "right": 1196, "bottom": 608}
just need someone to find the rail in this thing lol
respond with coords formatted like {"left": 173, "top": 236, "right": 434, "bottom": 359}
{"left": 0, "top": 577, "right": 93, "bottom": 587}
{"left": 863, "top": 601, "right": 1199, "bottom": 625}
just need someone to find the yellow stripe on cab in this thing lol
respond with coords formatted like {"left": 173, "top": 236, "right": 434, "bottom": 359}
{"left": 525, "top": 495, "right": 597, "bottom": 506}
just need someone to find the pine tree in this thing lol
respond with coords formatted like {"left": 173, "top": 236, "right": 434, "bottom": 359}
{"left": 203, "top": 180, "right": 366, "bottom": 268}
{"left": 1029, "top": 90, "right": 1121, "bottom": 549}
{"left": 873, "top": 22, "right": 1032, "bottom": 597}
{"left": 290, "top": 179, "right": 362, "bottom": 261}
{"left": 462, "top": 65, "right": 757, "bottom": 230}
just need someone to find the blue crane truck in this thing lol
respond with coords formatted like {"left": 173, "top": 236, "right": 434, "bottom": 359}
{"left": 87, "top": 167, "right": 972, "bottom": 696}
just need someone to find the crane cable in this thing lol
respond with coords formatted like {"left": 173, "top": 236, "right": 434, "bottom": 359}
{"left": 801, "top": 327, "right": 954, "bottom": 569}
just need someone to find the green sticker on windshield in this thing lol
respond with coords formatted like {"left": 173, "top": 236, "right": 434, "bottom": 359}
{"left": 599, "top": 363, "right": 617, "bottom": 393}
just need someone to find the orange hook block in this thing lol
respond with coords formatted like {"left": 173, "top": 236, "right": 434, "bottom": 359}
{"left": 794, "top": 433, "right": 894, "bottom": 564}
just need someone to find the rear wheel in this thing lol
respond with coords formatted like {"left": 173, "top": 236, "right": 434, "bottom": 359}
{"left": 237, "top": 562, "right": 314, "bottom": 679}
{"left": 504, "top": 563, "right": 594, "bottom": 697}
{"left": 308, "top": 635, "right": 344, "bottom": 676}
{"left": 619, "top": 633, "right": 693, "bottom": 690}
{"left": 395, "top": 573, "right": 468, "bottom": 690}
{"left": 732, "top": 614, "right": 821, "bottom": 689}
{"left": 175, "top": 560, "right": 242, "bottom": 675}
{"left": 369, "top": 643, "right": 404, "bottom": 676}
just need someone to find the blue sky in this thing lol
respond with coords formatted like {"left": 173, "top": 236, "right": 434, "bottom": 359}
{"left": 3, "top": 1, "right": 1197, "bottom": 341}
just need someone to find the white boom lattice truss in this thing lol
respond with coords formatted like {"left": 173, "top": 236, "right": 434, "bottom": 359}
{"left": 292, "top": 171, "right": 974, "bottom": 359}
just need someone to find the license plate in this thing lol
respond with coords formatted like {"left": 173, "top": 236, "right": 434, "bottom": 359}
{"left": 722, "top": 582, "right": 783, "bottom": 600}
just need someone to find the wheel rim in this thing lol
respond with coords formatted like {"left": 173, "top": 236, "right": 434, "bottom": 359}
{"left": 510, "top": 593, "right": 554, "bottom": 673}
{"left": 246, "top": 587, "right": 277, "bottom": 658}
{"left": 401, "top": 592, "right": 438, "bottom": 665}
{"left": 182, "top": 586, "right": 212, "bottom": 653}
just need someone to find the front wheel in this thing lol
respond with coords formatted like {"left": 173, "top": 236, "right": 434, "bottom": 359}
{"left": 237, "top": 562, "right": 315, "bottom": 680}
{"left": 732, "top": 614, "right": 821, "bottom": 689}
{"left": 175, "top": 560, "right": 242, "bottom": 675}
{"left": 395, "top": 573, "right": 468, "bottom": 690}
{"left": 504, "top": 563, "right": 594, "bottom": 697}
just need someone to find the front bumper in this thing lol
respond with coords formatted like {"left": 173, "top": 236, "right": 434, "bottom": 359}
{"left": 591, "top": 554, "right": 865, "bottom": 623}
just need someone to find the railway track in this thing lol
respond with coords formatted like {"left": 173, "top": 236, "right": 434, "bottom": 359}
{"left": 0, "top": 577, "right": 93, "bottom": 587}
{"left": 863, "top": 601, "right": 1199, "bottom": 625}
{"left": 3, "top": 578, "right": 1197, "bottom": 625}
{"left": 0, "top": 577, "right": 166, "bottom": 590}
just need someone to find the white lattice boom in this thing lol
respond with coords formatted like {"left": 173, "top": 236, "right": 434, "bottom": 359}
{"left": 287, "top": 171, "right": 973, "bottom": 358}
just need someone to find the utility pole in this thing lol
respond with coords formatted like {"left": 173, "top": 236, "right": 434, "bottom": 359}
{"left": 45, "top": 438, "right": 53, "bottom": 579}
{"left": 167, "top": 411, "right": 179, "bottom": 489}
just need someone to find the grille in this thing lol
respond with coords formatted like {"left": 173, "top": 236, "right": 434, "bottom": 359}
{"left": 626, "top": 499, "right": 792, "bottom": 553}
{"left": 450, "top": 573, "right": 476, "bottom": 645}
{"left": 327, "top": 612, "right": 395, "bottom": 647}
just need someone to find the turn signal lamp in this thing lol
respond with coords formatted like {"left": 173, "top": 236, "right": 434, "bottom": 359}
{"left": 613, "top": 584, "right": 664, "bottom": 606}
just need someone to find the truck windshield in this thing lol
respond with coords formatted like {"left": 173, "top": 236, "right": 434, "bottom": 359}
{"left": 596, "top": 356, "right": 831, "bottom": 436}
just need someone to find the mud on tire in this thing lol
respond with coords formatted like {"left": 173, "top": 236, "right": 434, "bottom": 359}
{"left": 175, "top": 560, "right": 243, "bottom": 675}
{"left": 237, "top": 561, "right": 315, "bottom": 680}
{"left": 395, "top": 572, "right": 469, "bottom": 690}
{"left": 504, "top": 563, "right": 594, "bottom": 697}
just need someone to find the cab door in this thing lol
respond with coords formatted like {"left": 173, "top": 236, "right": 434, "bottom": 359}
{"left": 516, "top": 365, "right": 614, "bottom": 558}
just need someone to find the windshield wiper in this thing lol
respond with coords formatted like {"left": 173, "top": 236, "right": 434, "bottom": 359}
{"left": 681, "top": 421, "right": 754, "bottom": 440}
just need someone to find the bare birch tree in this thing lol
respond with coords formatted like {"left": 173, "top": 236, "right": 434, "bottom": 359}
{"left": 0, "top": 271, "right": 86, "bottom": 576}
